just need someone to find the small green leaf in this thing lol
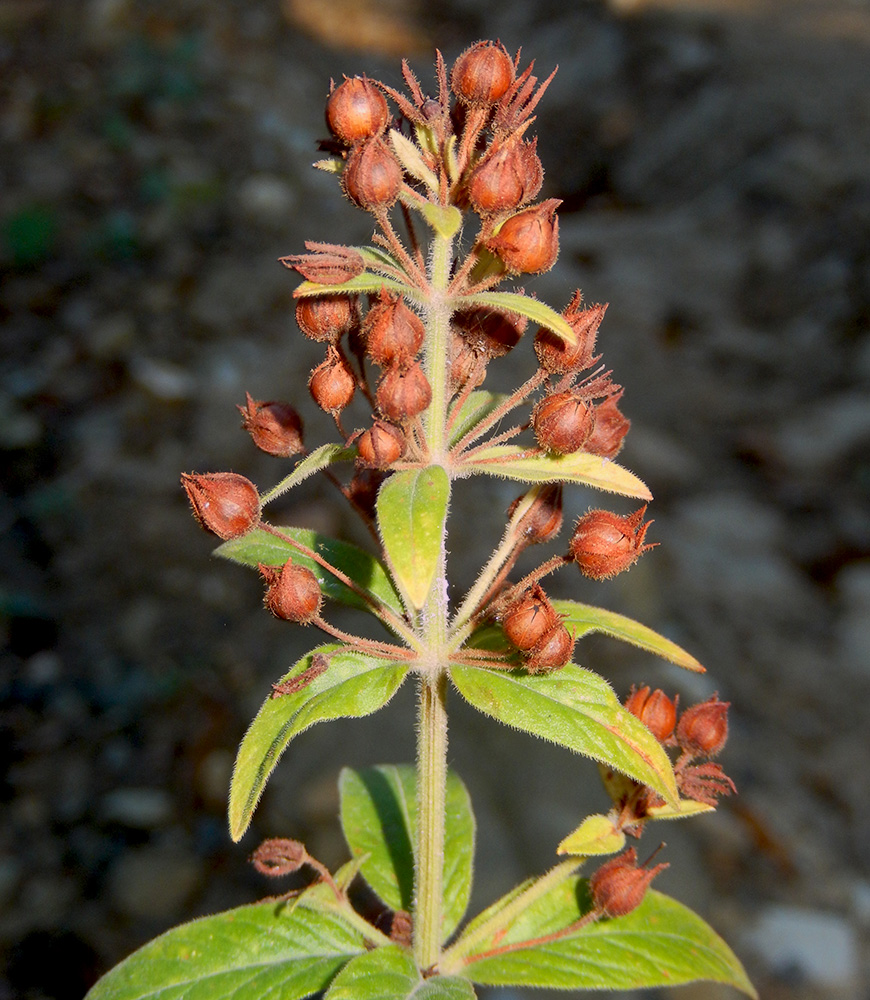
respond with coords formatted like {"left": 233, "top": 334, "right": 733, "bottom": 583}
{"left": 356, "top": 245, "right": 403, "bottom": 272}
{"left": 295, "top": 273, "right": 408, "bottom": 297}
{"left": 646, "top": 798, "right": 715, "bottom": 821}
{"left": 461, "top": 445, "right": 652, "bottom": 500}
{"left": 377, "top": 467, "right": 450, "bottom": 611}
{"left": 258, "top": 443, "right": 356, "bottom": 505}
{"left": 389, "top": 129, "right": 439, "bottom": 193}
{"left": 420, "top": 203, "right": 462, "bottom": 240}
{"left": 450, "top": 664, "right": 678, "bottom": 805}
{"left": 459, "top": 878, "right": 756, "bottom": 998}
{"left": 447, "top": 391, "right": 510, "bottom": 448}
{"left": 85, "top": 892, "right": 366, "bottom": 1000}
{"left": 314, "top": 158, "right": 344, "bottom": 174}
{"left": 230, "top": 646, "right": 408, "bottom": 841}
{"left": 216, "top": 526, "right": 404, "bottom": 616}
{"left": 557, "top": 813, "right": 625, "bottom": 857}
{"left": 339, "top": 764, "right": 475, "bottom": 940}
{"left": 553, "top": 599, "right": 705, "bottom": 673}
{"left": 460, "top": 291, "right": 575, "bottom": 345}
{"left": 415, "top": 977, "right": 476, "bottom": 999}
{"left": 325, "top": 947, "right": 477, "bottom": 1000}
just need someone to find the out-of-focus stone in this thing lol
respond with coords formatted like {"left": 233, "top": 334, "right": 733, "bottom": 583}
{"left": 237, "top": 175, "right": 295, "bottom": 228}
{"left": 834, "top": 562, "right": 870, "bottom": 677}
{"left": 108, "top": 845, "right": 203, "bottom": 920}
{"left": 100, "top": 789, "right": 174, "bottom": 829}
{"left": 128, "top": 356, "right": 194, "bottom": 402}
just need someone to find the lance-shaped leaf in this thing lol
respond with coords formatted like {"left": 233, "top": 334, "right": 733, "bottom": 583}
{"left": 257, "top": 443, "right": 356, "bottom": 505}
{"left": 447, "top": 390, "right": 510, "bottom": 448}
{"left": 325, "top": 945, "right": 476, "bottom": 1000}
{"left": 460, "top": 291, "right": 575, "bottom": 344}
{"left": 419, "top": 202, "right": 462, "bottom": 240}
{"left": 294, "top": 273, "right": 409, "bottom": 298}
{"left": 84, "top": 893, "right": 367, "bottom": 1000}
{"left": 389, "top": 128, "right": 439, "bottom": 193}
{"left": 553, "top": 599, "right": 704, "bottom": 673}
{"left": 377, "top": 467, "right": 450, "bottom": 611}
{"left": 216, "top": 526, "right": 404, "bottom": 617}
{"left": 339, "top": 764, "right": 475, "bottom": 940}
{"left": 230, "top": 646, "right": 408, "bottom": 841}
{"left": 450, "top": 664, "right": 678, "bottom": 805}
{"left": 456, "top": 876, "right": 756, "bottom": 998}
{"left": 557, "top": 813, "right": 626, "bottom": 857}
{"left": 460, "top": 445, "right": 652, "bottom": 500}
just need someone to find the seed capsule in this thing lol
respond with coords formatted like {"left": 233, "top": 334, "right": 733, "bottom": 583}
{"left": 527, "top": 623, "right": 574, "bottom": 673}
{"left": 376, "top": 361, "right": 432, "bottom": 422}
{"left": 585, "top": 395, "right": 630, "bottom": 459}
{"left": 259, "top": 560, "right": 322, "bottom": 624}
{"left": 451, "top": 40, "right": 515, "bottom": 106}
{"left": 357, "top": 420, "right": 406, "bottom": 468}
{"left": 326, "top": 76, "right": 390, "bottom": 144}
{"left": 238, "top": 393, "right": 304, "bottom": 457}
{"left": 624, "top": 685, "right": 677, "bottom": 742}
{"left": 676, "top": 694, "right": 730, "bottom": 758}
{"left": 534, "top": 297, "right": 606, "bottom": 374}
{"left": 589, "top": 848, "right": 669, "bottom": 918}
{"left": 502, "top": 585, "right": 559, "bottom": 652}
{"left": 342, "top": 136, "right": 403, "bottom": 210}
{"left": 363, "top": 290, "right": 424, "bottom": 368}
{"left": 487, "top": 199, "right": 561, "bottom": 274}
{"left": 181, "top": 472, "right": 260, "bottom": 540}
{"left": 309, "top": 346, "right": 355, "bottom": 414}
{"left": 532, "top": 392, "right": 595, "bottom": 454}
{"left": 569, "top": 507, "right": 654, "bottom": 580}
{"left": 453, "top": 307, "right": 525, "bottom": 358}
{"left": 295, "top": 294, "right": 357, "bottom": 343}
{"left": 467, "top": 137, "right": 543, "bottom": 215}
{"left": 507, "top": 485, "right": 563, "bottom": 545}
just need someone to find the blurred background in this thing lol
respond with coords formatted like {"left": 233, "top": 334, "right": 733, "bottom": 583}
{"left": 2, "top": 0, "right": 869, "bottom": 997}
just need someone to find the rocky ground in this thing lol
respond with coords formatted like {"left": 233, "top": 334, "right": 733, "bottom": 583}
{"left": 1, "top": 1, "right": 869, "bottom": 998}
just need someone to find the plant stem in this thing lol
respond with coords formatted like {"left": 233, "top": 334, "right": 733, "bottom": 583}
{"left": 423, "top": 230, "right": 455, "bottom": 464}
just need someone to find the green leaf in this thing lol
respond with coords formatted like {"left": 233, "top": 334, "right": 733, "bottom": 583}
{"left": 230, "top": 646, "right": 408, "bottom": 841}
{"left": 339, "top": 764, "right": 475, "bottom": 940}
{"left": 216, "top": 526, "right": 405, "bottom": 617}
{"left": 556, "top": 813, "right": 626, "bottom": 857}
{"left": 324, "top": 946, "right": 476, "bottom": 1000}
{"left": 460, "top": 291, "right": 575, "bottom": 345}
{"left": 459, "top": 878, "right": 756, "bottom": 997}
{"left": 356, "top": 245, "right": 403, "bottom": 272}
{"left": 85, "top": 892, "right": 366, "bottom": 1000}
{"left": 447, "top": 391, "right": 510, "bottom": 448}
{"left": 295, "top": 273, "right": 408, "bottom": 297}
{"left": 389, "top": 129, "right": 439, "bottom": 192}
{"left": 420, "top": 203, "right": 462, "bottom": 240}
{"left": 377, "top": 467, "right": 450, "bottom": 611}
{"left": 258, "top": 443, "right": 356, "bottom": 505}
{"left": 646, "top": 798, "right": 715, "bottom": 821}
{"left": 460, "top": 445, "right": 652, "bottom": 500}
{"left": 553, "top": 599, "right": 704, "bottom": 673}
{"left": 450, "top": 664, "right": 678, "bottom": 805}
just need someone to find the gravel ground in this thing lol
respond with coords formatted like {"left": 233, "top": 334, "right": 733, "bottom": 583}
{"left": 2, "top": 1, "right": 869, "bottom": 998}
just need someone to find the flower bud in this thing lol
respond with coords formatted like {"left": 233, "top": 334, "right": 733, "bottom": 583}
{"left": 507, "top": 484, "right": 563, "bottom": 545}
{"left": 467, "top": 137, "right": 543, "bottom": 215}
{"left": 569, "top": 507, "right": 654, "bottom": 580}
{"left": 250, "top": 838, "right": 308, "bottom": 877}
{"left": 585, "top": 395, "right": 630, "bottom": 459}
{"left": 527, "top": 622, "right": 574, "bottom": 673}
{"left": 295, "top": 294, "right": 358, "bottom": 343}
{"left": 281, "top": 243, "right": 365, "bottom": 284}
{"left": 181, "top": 472, "right": 260, "bottom": 540}
{"left": 238, "top": 393, "right": 304, "bottom": 458}
{"left": 363, "top": 290, "right": 424, "bottom": 368}
{"left": 534, "top": 296, "right": 606, "bottom": 374}
{"left": 502, "top": 585, "right": 559, "bottom": 652}
{"left": 451, "top": 41, "right": 515, "bottom": 106}
{"left": 624, "top": 685, "right": 677, "bottom": 742}
{"left": 487, "top": 199, "right": 560, "bottom": 274}
{"left": 309, "top": 346, "right": 355, "bottom": 414}
{"left": 357, "top": 420, "right": 406, "bottom": 468}
{"left": 589, "top": 848, "right": 669, "bottom": 918}
{"left": 676, "top": 694, "right": 729, "bottom": 758}
{"left": 326, "top": 76, "right": 390, "bottom": 144}
{"left": 532, "top": 392, "right": 595, "bottom": 454}
{"left": 342, "top": 136, "right": 403, "bottom": 210}
{"left": 259, "top": 560, "right": 322, "bottom": 624}
{"left": 453, "top": 307, "right": 525, "bottom": 359}
{"left": 376, "top": 361, "right": 432, "bottom": 423}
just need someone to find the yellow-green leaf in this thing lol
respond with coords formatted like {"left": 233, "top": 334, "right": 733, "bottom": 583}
{"left": 557, "top": 813, "right": 626, "bottom": 857}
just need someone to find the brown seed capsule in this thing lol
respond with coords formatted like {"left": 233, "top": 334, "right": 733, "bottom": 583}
{"left": 342, "top": 136, "right": 403, "bottom": 210}
{"left": 449, "top": 330, "right": 486, "bottom": 390}
{"left": 527, "top": 623, "right": 574, "bottom": 673}
{"left": 507, "top": 484, "right": 563, "bottom": 545}
{"left": 345, "top": 468, "right": 385, "bottom": 523}
{"left": 534, "top": 296, "right": 606, "bottom": 374}
{"left": 357, "top": 420, "right": 406, "bottom": 468}
{"left": 585, "top": 395, "right": 630, "bottom": 459}
{"left": 624, "top": 685, "right": 678, "bottom": 743}
{"left": 326, "top": 76, "right": 390, "bottom": 144}
{"left": 453, "top": 307, "right": 525, "bottom": 358}
{"left": 309, "top": 346, "right": 355, "bottom": 413}
{"left": 467, "top": 137, "right": 543, "bottom": 215}
{"left": 676, "top": 694, "right": 730, "bottom": 758}
{"left": 363, "top": 290, "right": 424, "bottom": 367}
{"left": 532, "top": 392, "right": 595, "bottom": 454}
{"left": 295, "top": 294, "right": 357, "bottom": 343}
{"left": 452, "top": 40, "right": 515, "bottom": 106}
{"left": 569, "top": 507, "right": 654, "bottom": 580}
{"left": 376, "top": 361, "right": 432, "bottom": 422}
{"left": 280, "top": 243, "right": 365, "bottom": 284}
{"left": 238, "top": 393, "right": 304, "bottom": 458}
{"left": 502, "top": 585, "right": 559, "bottom": 652}
{"left": 250, "top": 838, "right": 308, "bottom": 877}
{"left": 259, "top": 560, "right": 322, "bottom": 624}
{"left": 589, "top": 848, "right": 669, "bottom": 918}
{"left": 181, "top": 472, "right": 260, "bottom": 540}
{"left": 487, "top": 199, "right": 561, "bottom": 274}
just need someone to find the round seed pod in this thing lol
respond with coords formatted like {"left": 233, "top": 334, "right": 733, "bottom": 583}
{"left": 527, "top": 623, "right": 574, "bottom": 673}
{"left": 326, "top": 76, "right": 390, "bottom": 144}
{"left": 260, "top": 561, "right": 322, "bottom": 624}
{"left": 238, "top": 394, "right": 304, "bottom": 457}
{"left": 181, "top": 472, "right": 260, "bottom": 540}
{"left": 363, "top": 291, "right": 424, "bottom": 368}
{"left": 357, "top": 420, "right": 406, "bottom": 468}
{"left": 502, "top": 586, "right": 559, "bottom": 652}
{"left": 624, "top": 685, "right": 677, "bottom": 742}
{"left": 309, "top": 346, "right": 355, "bottom": 414}
{"left": 676, "top": 695, "right": 730, "bottom": 758}
{"left": 295, "top": 294, "right": 357, "bottom": 343}
{"left": 487, "top": 199, "right": 560, "bottom": 274}
{"left": 451, "top": 41, "right": 515, "bottom": 107}
{"left": 467, "top": 138, "right": 543, "bottom": 215}
{"left": 569, "top": 507, "right": 653, "bottom": 580}
{"left": 375, "top": 361, "right": 432, "bottom": 422}
{"left": 532, "top": 392, "right": 594, "bottom": 454}
{"left": 342, "top": 136, "right": 403, "bottom": 211}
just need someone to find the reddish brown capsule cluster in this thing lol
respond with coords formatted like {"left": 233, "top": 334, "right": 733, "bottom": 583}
{"left": 532, "top": 392, "right": 595, "bottom": 455}
{"left": 467, "top": 137, "right": 543, "bottom": 215}
{"left": 624, "top": 686, "right": 678, "bottom": 743}
{"left": 181, "top": 472, "right": 260, "bottom": 540}
{"left": 259, "top": 560, "right": 322, "bottom": 624}
{"left": 676, "top": 694, "right": 729, "bottom": 758}
{"left": 570, "top": 507, "right": 655, "bottom": 580}
{"left": 589, "top": 848, "right": 669, "bottom": 918}
{"left": 238, "top": 393, "right": 304, "bottom": 458}
{"left": 501, "top": 585, "right": 574, "bottom": 673}
{"left": 309, "top": 345, "right": 356, "bottom": 415}
{"left": 357, "top": 420, "right": 406, "bottom": 469}
{"left": 487, "top": 199, "right": 561, "bottom": 275}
